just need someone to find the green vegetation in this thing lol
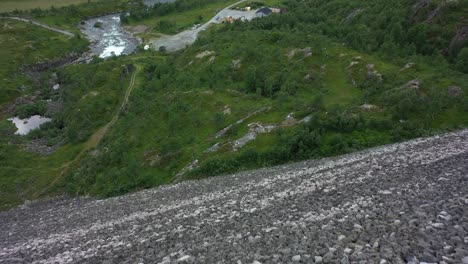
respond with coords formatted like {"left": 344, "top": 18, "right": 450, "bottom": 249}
{"left": 64, "top": 19, "right": 467, "bottom": 195}
{"left": 0, "top": 0, "right": 467, "bottom": 209}
{"left": 2, "top": 0, "right": 142, "bottom": 33}
{"left": 0, "top": 19, "right": 88, "bottom": 105}
{"left": 0, "top": 57, "right": 134, "bottom": 208}
{"left": 234, "top": 0, "right": 283, "bottom": 9}
{"left": 123, "top": 0, "right": 237, "bottom": 35}
{"left": 0, "top": 0, "right": 90, "bottom": 13}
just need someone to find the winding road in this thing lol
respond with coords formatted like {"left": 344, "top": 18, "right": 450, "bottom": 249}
{"left": 1, "top": 129, "right": 467, "bottom": 263}
{"left": 2, "top": 17, "right": 75, "bottom": 37}
{"left": 152, "top": 0, "right": 257, "bottom": 52}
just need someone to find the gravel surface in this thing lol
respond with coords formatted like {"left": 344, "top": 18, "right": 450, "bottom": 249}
{"left": 1, "top": 130, "right": 468, "bottom": 264}
{"left": 152, "top": 0, "right": 257, "bottom": 52}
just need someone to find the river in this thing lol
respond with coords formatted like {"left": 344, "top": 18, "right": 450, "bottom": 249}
{"left": 80, "top": 14, "right": 139, "bottom": 58}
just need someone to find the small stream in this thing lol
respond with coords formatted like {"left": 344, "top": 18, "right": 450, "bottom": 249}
{"left": 79, "top": 0, "right": 178, "bottom": 58}
{"left": 9, "top": 3, "right": 174, "bottom": 135}
{"left": 80, "top": 14, "right": 138, "bottom": 58}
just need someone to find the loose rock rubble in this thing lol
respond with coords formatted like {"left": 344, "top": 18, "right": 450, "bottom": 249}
{"left": 366, "top": 64, "right": 382, "bottom": 82}
{"left": 400, "top": 62, "right": 415, "bottom": 72}
{"left": 448, "top": 86, "right": 463, "bottom": 97}
{"left": 232, "top": 59, "right": 242, "bottom": 69}
{"left": 195, "top": 50, "right": 215, "bottom": 59}
{"left": 1, "top": 130, "right": 468, "bottom": 264}
{"left": 287, "top": 47, "right": 312, "bottom": 60}
{"left": 403, "top": 78, "right": 421, "bottom": 90}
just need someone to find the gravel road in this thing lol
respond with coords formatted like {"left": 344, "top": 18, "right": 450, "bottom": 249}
{"left": 152, "top": 0, "right": 257, "bottom": 52}
{"left": 1, "top": 130, "right": 468, "bottom": 264}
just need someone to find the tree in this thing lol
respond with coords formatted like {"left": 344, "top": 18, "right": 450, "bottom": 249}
{"left": 455, "top": 47, "right": 468, "bottom": 73}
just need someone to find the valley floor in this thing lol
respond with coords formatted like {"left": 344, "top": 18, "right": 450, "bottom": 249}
{"left": 1, "top": 129, "right": 467, "bottom": 263}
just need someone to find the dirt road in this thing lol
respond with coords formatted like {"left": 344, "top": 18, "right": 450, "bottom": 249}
{"left": 2, "top": 17, "right": 75, "bottom": 37}
{"left": 152, "top": 0, "right": 258, "bottom": 52}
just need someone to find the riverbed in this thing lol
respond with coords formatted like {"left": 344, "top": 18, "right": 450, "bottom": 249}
{"left": 80, "top": 14, "right": 138, "bottom": 58}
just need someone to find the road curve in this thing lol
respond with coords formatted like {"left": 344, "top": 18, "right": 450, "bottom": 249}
{"left": 152, "top": 0, "right": 249, "bottom": 52}
{"left": 2, "top": 17, "right": 75, "bottom": 37}
{"left": 1, "top": 130, "right": 468, "bottom": 263}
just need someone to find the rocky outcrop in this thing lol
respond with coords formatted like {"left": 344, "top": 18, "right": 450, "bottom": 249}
{"left": 287, "top": 47, "right": 312, "bottom": 60}
{"left": 24, "top": 53, "right": 81, "bottom": 73}
{"left": 1, "top": 130, "right": 468, "bottom": 263}
{"left": 366, "top": 64, "right": 382, "bottom": 82}
{"left": 231, "top": 59, "right": 242, "bottom": 69}
{"left": 45, "top": 99, "right": 63, "bottom": 116}
{"left": 26, "top": 138, "right": 60, "bottom": 155}
{"left": 400, "top": 62, "right": 415, "bottom": 72}
{"left": 448, "top": 24, "right": 468, "bottom": 58}
{"left": 447, "top": 86, "right": 463, "bottom": 97}
{"left": 196, "top": 50, "right": 215, "bottom": 59}
{"left": 175, "top": 159, "right": 198, "bottom": 179}
{"left": 411, "top": 0, "right": 432, "bottom": 22}
{"left": 344, "top": 8, "right": 365, "bottom": 22}
{"left": 2, "top": 94, "right": 38, "bottom": 116}
{"left": 360, "top": 103, "right": 377, "bottom": 111}
{"left": 403, "top": 78, "right": 422, "bottom": 90}
{"left": 303, "top": 73, "right": 313, "bottom": 83}
{"left": 214, "top": 107, "right": 271, "bottom": 139}
{"left": 232, "top": 122, "right": 276, "bottom": 150}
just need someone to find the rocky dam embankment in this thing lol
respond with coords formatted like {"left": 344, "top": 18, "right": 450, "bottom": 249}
{"left": 1, "top": 130, "right": 468, "bottom": 263}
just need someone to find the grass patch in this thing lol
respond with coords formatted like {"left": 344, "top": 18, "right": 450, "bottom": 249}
{"left": 0, "top": 0, "right": 90, "bottom": 13}
{"left": 0, "top": 19, "right": 87, "bottom": 105}
{"left": 126, "top": 0, "right": 238, "bottom": 35}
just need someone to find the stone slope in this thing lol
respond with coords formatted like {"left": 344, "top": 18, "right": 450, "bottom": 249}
{"left": 1, "top": 130, "right": 468, "bottom": 264}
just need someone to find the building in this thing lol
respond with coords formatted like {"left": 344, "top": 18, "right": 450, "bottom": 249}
{"left": 255, "top": 7, "right": 272, "bottom": 17}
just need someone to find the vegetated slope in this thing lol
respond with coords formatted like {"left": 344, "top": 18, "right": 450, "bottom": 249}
{"left": 1, "top": 0, "right": 143, "bottom": 33}
{"left": 0, "top": 1, "right": 144, "bottom": 209}
{"left": 1, "top": 130, "right": 467, "bottom": 263}
{"left": 0, "top": 19, "right": 87, "bottom": 104}
{"left": 63, "top": 0, "right": 467, "bottom": 197}
{"left": 291, "top": 0, "right": 468, "bottom": 67}
{"left": 0, "top": 0, "right": 90, "bottom": 13}
{"left": 0, "top": 58, "right": 135, "bottom": 209}
{"left": 122, "top": 0, "right": 243, "bottom": 35}
{"left": 0, "top": 0, "right": 467, "bottom": 208}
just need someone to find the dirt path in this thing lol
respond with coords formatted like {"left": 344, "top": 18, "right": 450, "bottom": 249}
{"left": 85, "top": 64, "right": 139, "bottom": 149}
{"left": 33, "top": 67, "right": 139, "bottom": 198}
{"left": 2, "top": 17, "right": 75, "bottom": 37}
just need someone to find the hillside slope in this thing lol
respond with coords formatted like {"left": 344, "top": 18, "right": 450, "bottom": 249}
{"left": 1, "top": 130, "right": 467, "bottom": 263}
{"left": 0, "top": 0, "right": 467, "bottom": 210}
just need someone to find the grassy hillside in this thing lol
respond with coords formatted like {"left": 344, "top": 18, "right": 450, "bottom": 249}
{"left": 64, "top": 19, "right": 467, "bottom": 196}
{"left": 0, "top": 19, "right": 88, "bottom": 105}
{"left": 0, "top": 0, "right": 466, "bottom": 208}
{"left": 0, "top": 58, "right": 135, "bottom": 208}
{"left": 0, "top": 0, "right": 90, "bottom": 13}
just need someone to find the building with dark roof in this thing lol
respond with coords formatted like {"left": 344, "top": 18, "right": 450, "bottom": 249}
{"left": 255, "top": 7, "right": 272, "bottom": 17}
